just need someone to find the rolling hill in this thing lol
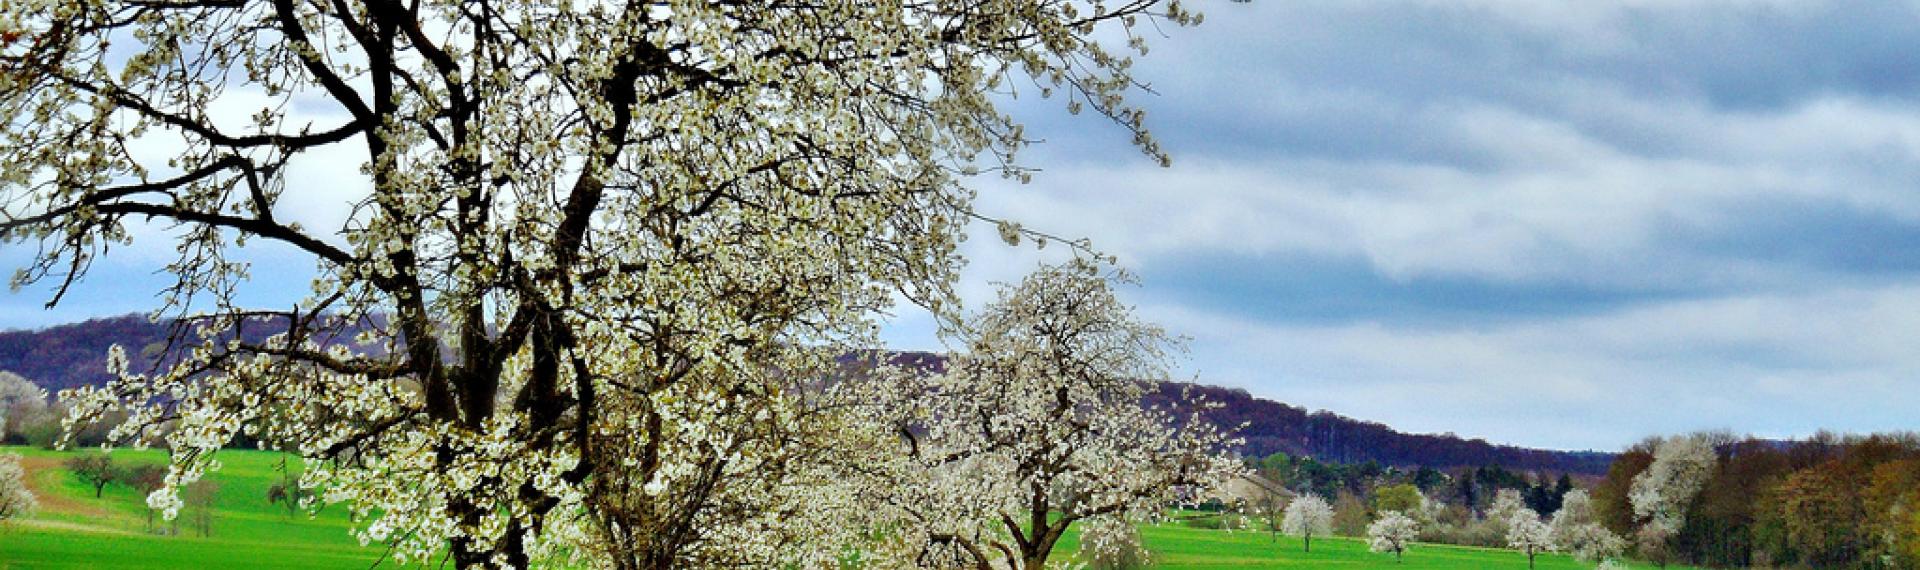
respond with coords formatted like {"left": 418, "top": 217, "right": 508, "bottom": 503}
{"left": 2, "top": 316, "right": 1613, "bottom": 475}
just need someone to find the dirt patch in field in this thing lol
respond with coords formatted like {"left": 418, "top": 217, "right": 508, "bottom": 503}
{"left": 15, "top": 455, "right": 116, "bottom": 520}
{"left": 15, "top": 517, "right": 134, "bottom": 535}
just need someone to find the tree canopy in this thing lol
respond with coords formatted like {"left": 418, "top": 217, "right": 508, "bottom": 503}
{"left": 0, "top": 0, "right": 1214, "bottom": 567}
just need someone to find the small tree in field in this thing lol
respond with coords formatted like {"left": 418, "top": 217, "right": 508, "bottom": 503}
{"left": 1506, "top": 509, "right": 1553, "bottom": 569}
{"left": 65, "top": 453, "right": 114, "bottom": 498}
{"left": 1369, "top": 511, "right": 1420, "bottom": 562}
{"left": 265, "top": 462, "right": 309, "bottom": 518}
{"left": 183, "top": 479, "right": 219, "bottom": 537}
{"left": 1282, "top": 493, "right": 1335, "bottom": 552}
{"left": 0, "top": 453, "right": 37, "bottom": 524}
{"left": 865, "top": 261, "right": 1244, "bottom": 570}
{"left": 123, "top": 463, "right": 167, "bottom": 532}
{"left": 1244, "top": 477, "right": 1290, "bottom": 542}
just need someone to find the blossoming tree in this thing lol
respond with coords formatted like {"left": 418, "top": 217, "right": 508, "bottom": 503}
{"left": 1550, "top": 489, "right": 1625, "bottom": 562}
{"left": 1629, "top": 433, "right": 1720, "bottom": 557}
{"left": 862, "top": 261, "right": 1244, "bottom": 569}
{"left": 0, "top": 453, "right": 36, "bottom": 524}
{"left": 1368, "top": 510, "right": 1419, "bottom": 562}
{"left": 1281, "top": 493, "right": 1335, "bottom": 553}
{"left": 0, "top": 0, "right": 1218, "bottom": 567}
{"left": 1505, "top": 507, "right": 1552, "bottom": 569}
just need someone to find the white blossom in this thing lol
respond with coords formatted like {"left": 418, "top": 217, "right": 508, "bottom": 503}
{"left": 1629, "top": 434, "right": 1719, "bottom": 534}
{"left": 1368, "top": 510, "right": 1420, "bottom": 561}
{"left": 0, "top": 453, "right": 36, "bottom": 523}
{"left": 1280, "top": 493, "right": 1335, "bottom": 553}
{"left": 1506, "top": 507, "right": 1553, "bottom": 569}
{"left": 1552, "top": 490, "right": 1627, "bottom": 562}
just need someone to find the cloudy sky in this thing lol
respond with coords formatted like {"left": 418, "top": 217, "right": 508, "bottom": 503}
{"left": 6, "top": 0, "right": 1920, "bottom": 451}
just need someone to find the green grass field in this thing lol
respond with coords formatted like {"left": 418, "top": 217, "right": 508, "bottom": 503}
{"left": 0, "top": 446, "right": 381, "bottom": 570}
{"left": 1055, "top": 523, "right": 1660, "bottom": 569}
{"left": 1, "top": 446, "right": 1673, "bottom": 569}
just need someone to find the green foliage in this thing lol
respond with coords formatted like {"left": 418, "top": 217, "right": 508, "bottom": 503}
{"left": 1332, "top": 490, "right": 1372, "bottom": 537}
{"left": 1372, "top": 483, "right": 1425, "bottom": 516}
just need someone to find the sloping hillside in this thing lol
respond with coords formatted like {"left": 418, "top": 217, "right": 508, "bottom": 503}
{"left": 4, "top": 317, "right": 1612, "bottom": 474}
{"left": 1146, "top": 382, "right": 1614, "bottom": 474}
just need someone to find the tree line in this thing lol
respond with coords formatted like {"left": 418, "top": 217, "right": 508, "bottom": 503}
{"left": 1590, "top": 432, "right": 1920, "bottom": 568}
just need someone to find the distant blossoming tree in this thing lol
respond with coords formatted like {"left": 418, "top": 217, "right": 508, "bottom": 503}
{"left": 1506, "top": 508, "right": 1553, "bottom": 569}
{"left": 1369, "top": 510, "right": 1420, "bottom": 562}
{"left": 0, "top": 0, "right": 1221, "bottom": 567}
{"left": 0, "top": 371, "right": 47, "bottom": 439}
{"left": 1629, "top": 433, "right": 1719, "bottom": 562}
{"left": 1488, "top": 488, "right": 1530, "bottom": 533}
{"left": 0, "top": 453, "right": 35, "bottom": 523}
{"left": 1282, "top": 493, "right": 1336, "bottom": 552}
{"left": 860, "top": 261, "right": 1244, "bottom": 570}
{"left": 1552, "top": 490, "right": 1626, "bottom": 562}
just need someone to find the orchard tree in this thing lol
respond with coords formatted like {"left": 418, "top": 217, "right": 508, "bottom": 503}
{"left": 1368, "top": 510, "right": 1419, "bottom": 562}
{"left": 1505, "top": 508, "right": 1552, "bottom": 569}
{"left": 124, "top": 463, "right": 168, "bottom": 532}
{"left": 184, "top": 479, "right": 220, "bottom": 537}
{"left": 1551, "top": 490, "right": 1626, "bottom": 562}
{"left": 0, "top": 371, "right": 48, "bottom": 440}
{"left": 65, "top": 452, "right": 115, "bottom": 498}
{"left": 1548, "top": 489, "right": 1596, "bottom": 542}
{"left": 862, "top": 261, "right": 1244, "bottom": 570}
{"left": 1282, "top": 493, "right": 1335, "bottom": 552}
{"left": 0, "top": 453, "right": 36, "bottom": 523}
{"left": 1240, "top": 476, "right": 1289, "bottom": 542}
{"left": 1629, "top": 433, "right": 1719, "bottom": 552}
{"left": 0, "top": 0, "right": 1224, "bottom": 567}
{"left": 1485, "top": 488, "right": 1529, "bottom": 537}
{"left": 266, "top": 461, "right": 310, "bottom": 518}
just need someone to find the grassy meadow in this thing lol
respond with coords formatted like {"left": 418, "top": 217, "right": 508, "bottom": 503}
{"left": 0, "top": 446, "right": 380, "bottom": 570}
{"left": 1, "top": 446, "right": 1671, "bottom": 569}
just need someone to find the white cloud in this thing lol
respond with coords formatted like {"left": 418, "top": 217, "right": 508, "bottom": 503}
{"left": 1139, "top": 284, "right": 1920, "bottom": 450}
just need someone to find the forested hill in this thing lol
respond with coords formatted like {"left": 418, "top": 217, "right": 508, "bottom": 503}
{"left": 4, "top": 317, "right": 1613, "bottom": 475}
{"left": 0, "top": 314, "right": 171, "bottom": 392}
{"left": 1144, "top": 382, "right": 1615, "bottom": 475}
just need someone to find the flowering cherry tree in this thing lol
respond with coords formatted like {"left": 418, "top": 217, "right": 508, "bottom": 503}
{"left": 861, "top": 261, "right": 1244, "bottom": 569}
{"left": 1368, "top": 510, "right": 1420, "bottom": 562}
{"left": 0, "top": 453, "right": 36, "bottom": 524}
{"left": 1505, "top": 507, "right": 1552, "bottom": 569}
{"left": 1551, "top": 489, "right": 1626, "bottom": 562}
{"left": 0, "top": 0, "right": 1217, "bottom": 567}
{"left": 1630, "top": 434, "right": 1719, "bottom": 535}
{"left": 1281, "top": 493, "right": 1334, "bottom": 552}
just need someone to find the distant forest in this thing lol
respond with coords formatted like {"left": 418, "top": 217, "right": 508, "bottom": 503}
{"left": 5, "top": 315, "right": 1613, "bottom": 475}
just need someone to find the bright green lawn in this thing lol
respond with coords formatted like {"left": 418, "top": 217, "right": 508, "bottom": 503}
{"left": 1056, "top": 522, "right": 1679, "bottom": 569}
{"left": 3, "top": 446, "right": 1682, "bottom": 569}
{"left": 0, "top": 446, "right": 381, "bottom": 570}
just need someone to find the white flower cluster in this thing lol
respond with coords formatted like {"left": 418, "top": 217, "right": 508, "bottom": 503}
{"left": 1629, "top": 434, "right": 1719, "bottom": 535}
{"left": 1368, "top": 510, "right": 1420, "bottom": 560}
{"left": 0, "top": 453, "right": 36, "bottom": 523}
